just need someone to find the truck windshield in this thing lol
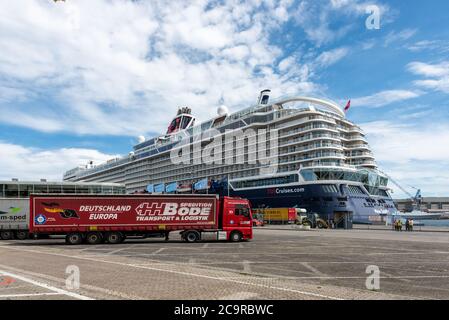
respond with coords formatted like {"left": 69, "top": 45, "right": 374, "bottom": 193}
{"left": 235, "top": 205, "right": 250, "bottom": 218}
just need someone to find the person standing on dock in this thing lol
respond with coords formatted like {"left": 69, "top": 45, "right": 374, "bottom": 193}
{"left": 398, "top": 219, "right": 403, "bottom": 231}
{"left": 405, "top": 219, "right": 410, "bottom": 231}
{"left": 409, "top": 219, "right": 414, "bottom": 232}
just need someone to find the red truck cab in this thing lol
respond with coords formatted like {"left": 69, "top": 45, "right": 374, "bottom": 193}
{"left": 219, "top": 197, "right": 253, "bottom": 241}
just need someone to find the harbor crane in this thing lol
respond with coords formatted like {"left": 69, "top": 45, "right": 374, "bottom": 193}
{"left": 378, "top": 169, "right": 422, "bottom": 211}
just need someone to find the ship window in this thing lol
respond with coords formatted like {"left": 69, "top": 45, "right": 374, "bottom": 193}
{"left": 301, "top": 169, "right": 317, "bottom": 181}
{"left": 347, "top": 185, "right": 365, "bottom": 195}
{"left": 322, "top": 185, "right": 338, "bottom": 193}
{"left": 181, "top": 116, "right": 191, "bottom": 129}
{"left": 233, "top": 174, "right": 298, "bottom": 189}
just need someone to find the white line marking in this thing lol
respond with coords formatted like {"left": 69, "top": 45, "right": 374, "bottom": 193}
{"left": 153, "top": 248, "right": 165, "bottom": 254}
{"left": 0, "top": 293, "right": 61, "bottom": 298}
{"left": 106, "top": 246, "right": 135, "bottom": 255}
{"left": 0, "top": 265, "right": 141, "bottom": 300}
{"left": 202, "top": 243, "right": 209, "bottom": 248}
{"left": 219, "top": 292, "right": 258, "bottom": 300}
{"left": 0, "top": 245, "right": 342, "bottom": 300}
{"left": 301, "top": 262, "right": 328, "bottom": 277}
{"left": 381, "top": 271, "right": 412, "bottom": 283}
{"left": 0, "top": 270, "right": 94, "bottom": 300}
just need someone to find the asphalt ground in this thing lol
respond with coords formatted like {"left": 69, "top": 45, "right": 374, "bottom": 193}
{"left": 1, "top": 228, "right": 449, "bottom": 300}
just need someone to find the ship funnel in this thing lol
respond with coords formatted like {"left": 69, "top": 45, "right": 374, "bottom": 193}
{"left": 258, "top": 89, "right": 271, "bottom": 105}
{"left": 177, "top": 106, "right": 192, "bottom": 115}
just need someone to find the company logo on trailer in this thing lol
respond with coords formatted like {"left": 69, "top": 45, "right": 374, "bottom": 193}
{"left": 35, "top": 214, "right": 47, "bottom": 225}
{"left": 135, "top": 202, "right": 212, "bottom": 222}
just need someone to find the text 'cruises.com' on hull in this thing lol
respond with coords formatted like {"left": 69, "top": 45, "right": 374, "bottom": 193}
{"left": 63, "top": 90, "right": 397, "bottom": 226}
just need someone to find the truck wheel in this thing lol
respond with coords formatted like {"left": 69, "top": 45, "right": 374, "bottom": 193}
{"left": 317, "top": 221, "right": 326, "bottom": 229}
{"left": 86, "top": 232, "right": 103, "bottom": 245}
{"left": 184, "top": 231, "right": 200, "bottom": 243}
{"left": 66, "top": 233, "right": 83, "bottom": 245}
{"left": 0, "top": 231, "right": 14, "bottom": 240}
{"left": 229, "top": 231, "right": 242, "bottom": 242}
{"left": 106, "top": 232, "right": 122, "bottom": 244}
{"left": 303, "top": 220, "right": 312, "bottom": 227}
{"left": 15, "top": 231, "right": 29, "bottom": 240}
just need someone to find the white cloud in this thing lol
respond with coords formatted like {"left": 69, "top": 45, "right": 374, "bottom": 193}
{"left": 384, "top": 28, "right": 417, "bottom": 47}
{"left": 407, "top": 40, "right": 449, "bottom": 53}
{"left": 315, "top": 47, "right": 349, "bottom": 67}
{"left": 293, "top": 0, "right": 391, "bottom": 46}
{"left": 351, "top": 89, "right": 422, "bottom": 108}
{"left": 408, "top": 61, "right": 449, "bottom": 93}
{"left": 0, "top": 0, "right": 311, "bottom": 136}
{"left": 0, "top": 142, "right": 115, "bottom": 181}
{"left": 361, "top": 121, "right": 449, "bottom": 197}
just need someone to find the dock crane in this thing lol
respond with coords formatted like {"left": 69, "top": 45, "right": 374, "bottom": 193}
{"left": 377, "top": 169, "right": 422, "bottom": 211}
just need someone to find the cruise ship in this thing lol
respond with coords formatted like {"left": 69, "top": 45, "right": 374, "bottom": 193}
{"left": 63, "top": 90, "right": 397, "bottom": 227}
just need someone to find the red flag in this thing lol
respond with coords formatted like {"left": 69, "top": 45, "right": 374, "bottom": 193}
{"left": 344, "top": 100, "right": 351, "bottom": 112}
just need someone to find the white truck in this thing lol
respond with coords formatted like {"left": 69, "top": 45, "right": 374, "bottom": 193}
{"left": 0, "top": 198, "right": 30, "bottom": 240}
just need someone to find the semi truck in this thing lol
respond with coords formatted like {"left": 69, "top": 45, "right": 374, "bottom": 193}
{"left": 252, "top": 208, "right": 297, "bottom": 224}
{"left": 0, "top": 198, "right": 30, "bottom": 240}
{"left": 29, "top": 194, "right": 253, "bottom": 244}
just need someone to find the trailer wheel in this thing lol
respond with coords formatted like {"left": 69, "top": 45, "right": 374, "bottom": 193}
{"left": 86, "top": 232, "right": 103, "bottom": 245}
{"left": 0, "top": 231, "right": 14, "bottom": 240}
{"left": 15, "top": 231, "right": 29, "bottom": 240}
{"left": 184, "top": 231, "right": 200, "bottom": 243}
{"left": 66, "top": 233, "right": 83, "bottom": 245}
{"left": 229, "top": 231, "right": 242, "bottom": 242}
{"left": 106, "top": 232, "right": 122, "bottom": 244}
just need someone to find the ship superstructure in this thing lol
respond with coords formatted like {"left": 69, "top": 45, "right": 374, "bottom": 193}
{"left": 64, "top": 91, "right": 396, "bottom": 225}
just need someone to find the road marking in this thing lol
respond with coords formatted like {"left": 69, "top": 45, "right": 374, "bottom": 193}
{"left": 0, "top": 245, "right": 343, "bottom": 300}
{"left": 153, "top": 248, "right": 165, "bottom": 254}
{"left": 219, "top": 292, "right": 258, "bottom": 300}
{"left": 381, "top": 271, "right": 412, "bottom": 283}
{"left": 106, "top": 246, "right": 136, "bottom": 255}
{"left": 202, "top": 243, "right": 209, "bottom": 248}
{"left": 300, "top": 262, "right": 328, "bottom": 277}
{"left": 0, "top": 264, "right": 141, "bottom": 300}
{"left": 0, "top": 269, "right": 94, "bottom": 300}
{"left": 0, "top": 293, "right": 61, "bottom": 298}
{"left": 242, "top": 260, "right": 252, "bottom": 273}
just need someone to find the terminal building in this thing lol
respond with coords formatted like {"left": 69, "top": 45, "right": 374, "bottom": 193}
{"left": 395, "top": 197, "right": 449, "bottom": 214}
{"left": 0, "top": 179, "right": 125, "bottom": 198}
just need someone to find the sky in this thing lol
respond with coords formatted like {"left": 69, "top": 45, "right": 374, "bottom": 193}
{"left": 0, "top": 0, "right": 448, "bottom": 198}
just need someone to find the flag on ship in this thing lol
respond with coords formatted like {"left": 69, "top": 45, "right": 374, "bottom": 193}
{"left": 344, "top": 100, "right": 351, "bottom": 112}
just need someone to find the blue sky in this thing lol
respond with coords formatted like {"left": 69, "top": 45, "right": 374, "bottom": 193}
{"left": 0, "top": 0, "right": 448, "bottom": 198}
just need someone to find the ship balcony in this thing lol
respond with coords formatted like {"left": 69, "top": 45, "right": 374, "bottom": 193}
{"left": 280, "top": 144, "right": 343, "bottom": 156}
{"left": 352, "top": 160, "right": 377, "bottom": 167}
{"left": 280, "top": 126, "right": 339, "bottom": 140}
{"left": 280, "top": 153, "right": 346, "bottom": 164}
{"left": 343, "top": 144, "right": 371, "bottom": 150}
{"left": 276, "top": 116, "right": 336, "bottom": 131}
{"left": 347, "top": 153, "right": 375, "bottom": 160}
{"left": 348, "top": 127, "right": 365, "bottom": 134}
{"left": 300, "top": 162, "right": 355, "bottom": 169}
{"left": 340, "top": 135, "right": 368, "bottom": 143}
{"left": 279, "top": 134, "right": 341, "bottom": 147}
